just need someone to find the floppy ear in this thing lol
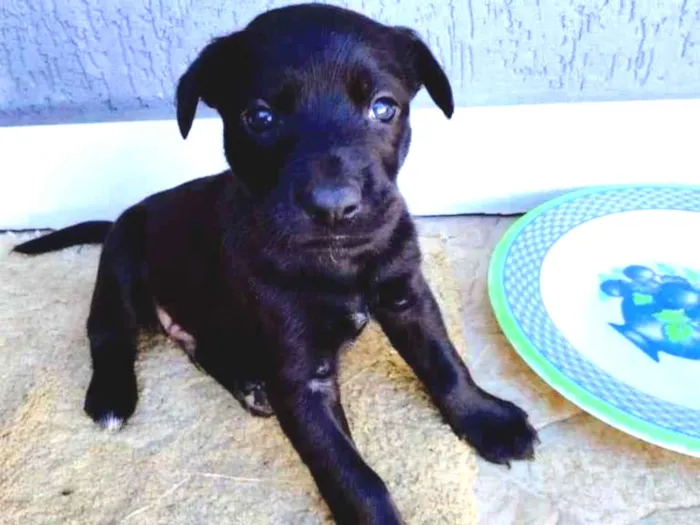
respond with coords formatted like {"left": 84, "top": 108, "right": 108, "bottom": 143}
{"left": 394, "top": 28, "right": 454, "bottom": 119}
{"left": 176, "top": 33, "right": 246, "bottom": 139}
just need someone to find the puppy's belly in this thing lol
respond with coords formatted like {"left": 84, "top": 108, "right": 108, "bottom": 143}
{"left": 155, "top": 303, "right": 197, "bottom": 357}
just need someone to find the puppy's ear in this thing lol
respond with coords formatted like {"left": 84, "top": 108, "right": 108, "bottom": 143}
{"left": 394, "top": 28, "right": 454, "bottom": 119}
{"left": 176, "top": 33, "right": 247, "bottom": 139}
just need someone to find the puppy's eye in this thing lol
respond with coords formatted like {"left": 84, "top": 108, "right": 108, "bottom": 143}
{"left": 368, "top": 96, "right": 398, "bottom": 123}
{"left": 242, "top": 105, "right": 278, "bottom": 134}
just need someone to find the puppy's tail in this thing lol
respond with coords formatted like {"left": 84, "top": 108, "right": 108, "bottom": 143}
{"left": 12, "top": 221, "right": 113, "bottom": 255}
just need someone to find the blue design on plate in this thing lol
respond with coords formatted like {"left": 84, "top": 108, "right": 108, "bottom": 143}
{"left": 599, "top": 265, "right": 700, "bottom": 362}
{"left": 502, "top": 186, "right": 700, "bottom": 437}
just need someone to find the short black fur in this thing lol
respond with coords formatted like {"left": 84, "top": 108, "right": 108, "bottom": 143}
{"left": 12, "top": 221, "right": 112, "bottom": 254}
{"left": 13, "top": 5, "right": 537, "bottom": 524}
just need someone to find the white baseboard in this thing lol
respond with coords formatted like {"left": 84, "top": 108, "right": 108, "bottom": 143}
{"left": 1, "top": 98, "right": 699, "bottom": 230}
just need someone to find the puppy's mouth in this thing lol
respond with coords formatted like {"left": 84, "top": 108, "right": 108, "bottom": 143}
{"left": 299, "top": 235, "right": 371, "bottom": 250}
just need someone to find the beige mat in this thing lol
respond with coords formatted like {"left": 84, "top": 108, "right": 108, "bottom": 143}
{"left": 0, "top": 232, "right": 477, "bottom": 525}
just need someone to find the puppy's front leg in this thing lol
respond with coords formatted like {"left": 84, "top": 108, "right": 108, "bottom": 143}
{"left": 372, "top": 271, "right": 538, "bottom": 465}
{"left": 268, "top": 354, "right": 403, "bottom": 525}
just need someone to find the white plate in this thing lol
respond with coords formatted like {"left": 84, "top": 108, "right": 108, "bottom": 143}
{"left": 489, "top": 185, "right": 700, "bottom": 457}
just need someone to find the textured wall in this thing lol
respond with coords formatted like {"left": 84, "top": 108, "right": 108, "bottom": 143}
{"left": 1, "top": 0, "right": 699, "bottom": 125}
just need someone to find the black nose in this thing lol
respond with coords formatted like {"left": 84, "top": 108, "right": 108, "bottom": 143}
{"left": 305, "top": 185, "right": 361, "bottom": 225}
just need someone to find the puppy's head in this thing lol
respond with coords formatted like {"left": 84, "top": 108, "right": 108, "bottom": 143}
{"left": 176, "top": 4, "right": 453, "bottom": 250}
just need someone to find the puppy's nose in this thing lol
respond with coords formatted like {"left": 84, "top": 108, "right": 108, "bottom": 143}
{"left": 305, "top": 185, "right": 361, "bottom": 225}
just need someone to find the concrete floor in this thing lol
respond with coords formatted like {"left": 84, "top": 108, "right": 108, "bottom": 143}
{"left": 416, "top": 216, "right": 700, "bottom": 525}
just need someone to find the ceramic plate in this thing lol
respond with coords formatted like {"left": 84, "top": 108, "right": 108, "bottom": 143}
{"left": 488, "top": 185, "right": 700, "bottom": 457}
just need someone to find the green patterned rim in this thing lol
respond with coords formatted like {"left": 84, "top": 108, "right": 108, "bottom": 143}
{"left": 488, "top": 184, "right": 700, "bottom": 457}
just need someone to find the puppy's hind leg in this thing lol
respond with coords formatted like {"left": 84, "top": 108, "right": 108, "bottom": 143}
{"left": 83, "top": 207, "right": 149, "bottom": 431}
{"left": 194, "top": 333, "right": 275, "bottom": 418}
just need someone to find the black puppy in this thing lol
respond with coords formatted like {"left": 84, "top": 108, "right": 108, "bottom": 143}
{"left": 14, "top": 4, "right": 537, "bottom": 524}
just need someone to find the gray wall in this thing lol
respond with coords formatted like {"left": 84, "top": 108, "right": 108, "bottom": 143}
{"left": 1, "top": 0, "right": 699, "bottom": 126}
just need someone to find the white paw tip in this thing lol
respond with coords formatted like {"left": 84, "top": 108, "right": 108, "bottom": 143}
{"left": 98, "top": 413, "right": 125, "bottom": 431}
{"left": 307, "top": 378, "right": 333, "bottom": 394}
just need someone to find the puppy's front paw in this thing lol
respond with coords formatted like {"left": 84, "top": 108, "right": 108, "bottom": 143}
{"left": 456, "top": 397, "right": 538, "bottom": 466}
{"left": 83, "top": 370, "right": 138, "bottom": 431}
